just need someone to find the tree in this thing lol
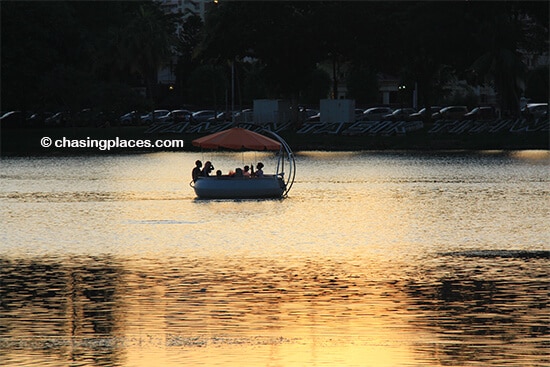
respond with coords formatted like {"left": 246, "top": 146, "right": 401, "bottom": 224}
{"left": 525, "top": 66, "right": 549, "bottom": 102}
{"left": 242, "top": 62, "right": 268, "bottom": 104}
{"left": 468, "top": 12, "right": 527, "bottom": 116}
{"left": 301, "top": 68, "right": 332, "bottom": 105}
{"left": 1, "top": 1, "right": 150, "bottom": 113}
{"left": 394, "top": 2, "right": 481, "bottom": 119}
{"left": 4, "top": 1, "right": 546, "bottom": 118}
{"left": 113, "top": 2, "right": 178, "bottom": 102}
{"left": 346, "top": 65, "right": 379, "bottom": 105}
{"left": 175, "top": 14, "right": 204, "bottom": 102}
{"left": 198, "top": 2, "right": 322, "bottom": 124}
{"left": 186, "top": 65, "right": 227, "bottom": 108}
{"left": 1, "top": 2, "right": 76, "bottom": 111}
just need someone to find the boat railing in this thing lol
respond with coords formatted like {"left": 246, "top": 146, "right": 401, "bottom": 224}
{"left": 260, "top": 129, "right": 296, "bottom": 197}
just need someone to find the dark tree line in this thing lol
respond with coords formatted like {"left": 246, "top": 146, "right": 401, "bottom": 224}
{"left": 1, "top": 1, "right": 548, "bottom": 118}
{"left": 2, "top": 1, "right": 178, "bottom": 115}
{"left": 199, "top": 1, "right": 548, "bottom": 116}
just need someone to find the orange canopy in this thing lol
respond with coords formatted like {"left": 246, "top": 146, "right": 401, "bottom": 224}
{"left": 192, "top": 127, "right": 282, "bottom": 151}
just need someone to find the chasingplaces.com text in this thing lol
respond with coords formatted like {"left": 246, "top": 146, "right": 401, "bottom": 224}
{"left": 40, "top": 136, "right": 185, "bottom": 151}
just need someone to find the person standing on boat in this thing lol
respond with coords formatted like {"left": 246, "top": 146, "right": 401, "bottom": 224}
{"left": 192, "top": 160, "right": 202, "bottom": 182}
{"left": 202, "top": 161, "right": 214, "bottom": 177}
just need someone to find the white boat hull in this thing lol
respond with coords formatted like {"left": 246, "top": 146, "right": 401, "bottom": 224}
{"left": 193, "top": 176, "right": 286, "bottom": 199}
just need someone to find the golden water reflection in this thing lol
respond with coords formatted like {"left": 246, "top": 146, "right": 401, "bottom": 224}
{"left": 1, "top": 252, "right": 547, "bottom": 367}
{"left": 1, "top": 151, "right": 548, "bottom": 366}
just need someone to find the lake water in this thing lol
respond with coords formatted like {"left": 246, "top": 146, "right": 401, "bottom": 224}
{"left": 1, "top": 150, "right": 548, "bottom": 367}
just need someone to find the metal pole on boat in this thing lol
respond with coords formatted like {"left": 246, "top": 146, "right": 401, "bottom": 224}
{"left": 276, "top": 147, "right": 282, "bottom": 175}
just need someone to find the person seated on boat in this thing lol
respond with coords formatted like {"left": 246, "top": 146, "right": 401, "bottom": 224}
{"left": 201, "top": 161, "right": 214, "bottom": 177}
{"left": 216, "top": 169, "right": 222, "bottom": 178}
{"left": 234, "top": 167, "right": 243, "bottom": 177}
{"left": 192, "top": 160, "right": 202, "bottom": 182}
{"left": 243, "top": 165, "right": 251, "bottom": 177}
{"left": 251, "top": 162, "right": 264, "bottom": 178}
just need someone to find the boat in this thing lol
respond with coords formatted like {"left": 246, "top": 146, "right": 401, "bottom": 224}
{"left": 190, "top": 127, "right": 296, "bottom": 199}
{"left": 192, "top": 175, "right": 286, "bottom": 199}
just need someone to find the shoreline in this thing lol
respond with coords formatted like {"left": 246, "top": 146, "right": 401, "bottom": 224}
{"left": 1, "top": 126, "right": 548, "bottom": 156}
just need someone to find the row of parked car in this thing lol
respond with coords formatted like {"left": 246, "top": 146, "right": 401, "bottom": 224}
{"left": 0, "top": 108, "right": 253, "bottom": 128}
{"left": 0, "top": 109, "right": 122, "bottom": 128}
{"left": 358, "top": 106, "right": 497, "bottom": 122}
{"left": 306, "top": 103, "right": 548, "bottom": 123}
{"left": 119, "top": 109, "right": 256, "bottom": 125}
{"left": 2, "top": 103, "right": 547, "bottom": 129}
{"left": 131, "top": 106, "right": 323, "bottom": 125}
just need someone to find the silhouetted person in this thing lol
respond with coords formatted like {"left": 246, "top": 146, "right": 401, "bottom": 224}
{"left": 192, "top": 160, "right": 202, "bottom": 182}
{"left": 253, "top": 162, "right": 264, "bottom": 177}
{"left": 202, "top": 161, "right": 214, "bottom": 177}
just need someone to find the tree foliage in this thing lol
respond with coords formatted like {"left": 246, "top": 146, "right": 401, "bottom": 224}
{"left": 198, "top": 1, "right": 547, "bottom": 115}
{"left": 1, "top": 1, "right": 547, "bottom": 117}
{"left": 346, "top": 65, "right": 379, "bottom": 104}
{"left": 187, "top": 65, "right": 227, "bottom": 107}
{"left": 1, "top": 1, "right": 177, "bottom": 112}
{"left": 525, "top": 66, "right": 549, "bottom": 102}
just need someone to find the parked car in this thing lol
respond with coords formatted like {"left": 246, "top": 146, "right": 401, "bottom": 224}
{"left": 141, "top": 110, "right": 170, "bottom": 124}
{"left": 463, "top": 106, "right": 497, "bottom": 120}
{"left": 407, "top": 106, "right": 442, "bottom": 121}
{"left": 233, "top": 109, "right": 253, "bottom": 123}
{"left": 432, "top": 106, "right": 468, "bottom": 120}
{"left": 75, "top": 108, "right": 104, "bottom": 126}
{"left": 0, "top": 111, "right": 25, "bottom": 128}
{"left": 382, "top": 108, "right": 417, "bottom": 121}
{"left": 361, "top": 107, "right": 393, "bottom": 121}
{"left": 191, "top": 110, "right": 216, "bottom": 123}
{"left": 306, "top": 112, "right": 320, "bottom": 122}
{"left": 158, "top": 109, "right": 193, "bottom": 123}
{"left": 120, "top": 111, "right": 141, "bottom": 125}
{"left": 302, "top": 108, "right": 320, "bottom": 121}
{"left": 45, "top": 111, "right": 70, "bottom": 127}
{"left": 27, "top": 112, "right": 53, "bottom": 127}
{"left": 521, "top": 103, "right": 548, "bottom": 119}
{"left": 208, "top": 111, "right": 235, "bottom": 122}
